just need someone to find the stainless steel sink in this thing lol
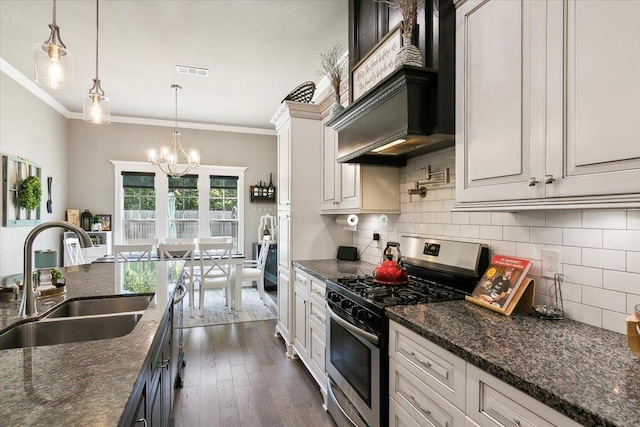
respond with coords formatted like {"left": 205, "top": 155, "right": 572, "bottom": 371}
{"left": 0, "top": 312, "right": 144, "bottom": 350}
{"left": 44, "top": 295, "right": 153, "bottom": 319}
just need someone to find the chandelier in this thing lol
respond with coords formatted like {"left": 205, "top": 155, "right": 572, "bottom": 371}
{"left": 148, "top": 84, "right": 201, "bottom": 178}
{"left": 34, "top": 0, "right": 73, "bottom": 89}
{"left": 83, "top": 0, "right": 110, "bottom": 124}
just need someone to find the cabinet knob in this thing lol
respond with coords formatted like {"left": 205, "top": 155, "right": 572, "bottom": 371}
{"left": 527, "top": 177, "right": 538, "bottom": 187}
{"left": 136, "top": 418, "right": 148, "bottom": 427}
{"left": 544, "top": 174, "right": 555, "bottom": 184}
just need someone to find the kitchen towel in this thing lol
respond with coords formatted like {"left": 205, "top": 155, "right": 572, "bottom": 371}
{"left": 336, "top": 214, "right": 358, "bottom": 231}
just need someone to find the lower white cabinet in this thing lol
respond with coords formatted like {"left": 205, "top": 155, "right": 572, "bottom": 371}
{"left": 292, "top": 267, "right": 327, "bottom": 398}
{"left": 389, "top": 320, "right": 581, "bottom": 427}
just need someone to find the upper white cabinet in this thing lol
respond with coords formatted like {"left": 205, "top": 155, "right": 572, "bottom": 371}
{"left": 455, "top": 0, "right": 640, "bottom": 209}
{"left": 321, "top": 121, "right": 401, "bottom": 213}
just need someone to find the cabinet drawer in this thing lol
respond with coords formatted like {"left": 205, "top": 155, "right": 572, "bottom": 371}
{"left": 84, "top": 245, "right": 107, "bottom": 258}
{"left": 389, "top": 396, "right": 423, "bottom": 427}
{"left": 293, "top": 268, "right": 308, "bottom": 288}
{"left": 308, "top": 276, "right": 326, "bottom": 304}
{"left": 390, "top": 358, "right": 466, "bottom": 427}
{"left": 390, "top": 321, "right": 466, "bottom": 410}
{"left": 308, "top": 296, "right": 326, "bottom": 326}
{"left": 309, "top": 320, "right": 326, "bottom": 379}
{"left": 466, "top": 365, "right": 582, "bottom": 427}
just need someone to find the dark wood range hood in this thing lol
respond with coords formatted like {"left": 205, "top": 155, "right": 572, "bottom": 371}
{"left": 327, "top": 66, "right": 454, "bottom": 167}
{"left": 330, "top": 0, "right": 456, "bottom": 167}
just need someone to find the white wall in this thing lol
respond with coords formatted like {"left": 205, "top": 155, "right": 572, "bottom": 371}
{"left": 0, "top": 73, "right": 69, "bottom": 276}
{"left": 67, "top": 120, "right": 277, "bottom": 256}
{"left": 353, "top": 147, "right": 640, "bottom": 334}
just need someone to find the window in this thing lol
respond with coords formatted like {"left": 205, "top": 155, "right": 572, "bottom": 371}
{"left": 210, "top": 175, "right": 239, "bottom": 249}
{"left": 122, "top": 172, "right": 156, "bottom": 240}
{"left": 168, "top": 175, "right": 199, "bottom": 239}
{"left": 112, "top": 161, "right": 247, "bottom": 253}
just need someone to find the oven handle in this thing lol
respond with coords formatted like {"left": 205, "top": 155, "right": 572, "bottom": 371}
{"left": 173, "top": 283, "right": 187, "bottom": 305}
{"left": 326, "top": 304, "right": 379, "bottom": 345}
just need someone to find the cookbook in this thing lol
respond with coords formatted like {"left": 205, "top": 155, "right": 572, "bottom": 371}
{"left": 470, "top": 255, "right": 533, "bottom": 310}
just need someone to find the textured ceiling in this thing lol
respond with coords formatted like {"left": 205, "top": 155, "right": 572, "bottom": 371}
{"left": 0, "top": 0, "right": 348, "bottom": 130}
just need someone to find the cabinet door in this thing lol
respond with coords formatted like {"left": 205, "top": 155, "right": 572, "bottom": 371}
{"left": 338, "top": 162, "right": 360, "bottom": 209}
{"left": 545, "top": 0, "right": 640, "bottom": 198}
{"left": 293, "top": 286, "right": 308, "bottom": 358}
{"left": 456, "top": 0, "right": 546, "bottom": 203}
{"left": 322, "top": 124, "right": 339, "bottom": 210}
{"left": 277, "top": 123, "right": 291, "bottom": 207}
{"left": 277, "top": 268, "right": 290, "bottom": 339}
{"left": 277, "top": 213, "right": 290, "bottom": 270}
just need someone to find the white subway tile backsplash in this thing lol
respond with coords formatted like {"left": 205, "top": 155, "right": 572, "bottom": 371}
{"left": 530, "top": 227, "right": 562, "bottom": 245}
{"left": 469, "top": 212, "right": 492, "bottom": 225}
{"left": 603, "top": 270, "right": 640, "bottom": 294}
{"left": 503, "top": 226, "right": 530, "bottom": 243}
{"left": 582, "top": 287, "right": 626, "bottom": 312}
{"left": 582, "top": 248, "right": 626, "bottom": 271}
{"left": 491, "top": 212, "right": 516, "bottom": 226}
{"left": 352, "top": 148, "right": 640, "bottom": 333}
{"left": 601, "top": 310, "right": 627, "bottom": 334}
{"left": 515, "top": 211, "right": 546, "bottom": 227}
{"left": 628, "top": 252, "right": 640, "bottom": 273}
{"left": 603, "top": 230, "right": 640, "bottom": 251}
{"left": 515, "top": 242, "right": 544, "bottom": 260}
{"left": 563, "top": 264, "right": 603, "bottom": 288}
{"left": 563, "top": 228, "right": 602, "bottom": 248}
{"left": 479, "top": 225, "right": 502, "bottom": 240}
{"left": 582, "top": 210, "right": 627, "bottom": 229}
{"left": 452, "top": 212, "right": 470, "bottom": 225}
{"left": 629, "top": 210, "right": 640, "bottom": 230}
{"left": 460, "top": 224, "right": 480, "bottom": 239}
{"left": 546, "top": 211, "right": 581, "bottom": 228}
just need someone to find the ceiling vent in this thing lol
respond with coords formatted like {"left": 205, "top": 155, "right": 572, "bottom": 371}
{"left": 176, "top": 65, "right": 209, "bottom": 77}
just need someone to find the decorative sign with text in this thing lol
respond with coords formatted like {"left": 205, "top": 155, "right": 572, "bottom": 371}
{"left": 351, "top": 25, "right": 402, "bottom": 102}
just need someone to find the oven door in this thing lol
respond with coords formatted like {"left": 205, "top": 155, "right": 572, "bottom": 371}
{"left": 326, "top": 303, "right": 381, "bottom": 427}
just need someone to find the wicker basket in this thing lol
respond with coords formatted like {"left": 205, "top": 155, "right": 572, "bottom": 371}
{"left": 282, "top": 81, "right": 316, "bottom": 103}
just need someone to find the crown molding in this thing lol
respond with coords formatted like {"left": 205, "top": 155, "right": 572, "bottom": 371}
{"left": 1, "top": 57, "right": 275, "bottom": 136}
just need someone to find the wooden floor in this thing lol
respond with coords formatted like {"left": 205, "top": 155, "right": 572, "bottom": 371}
{"left": 172, "top": 319, "right": 337, "bottom": 427}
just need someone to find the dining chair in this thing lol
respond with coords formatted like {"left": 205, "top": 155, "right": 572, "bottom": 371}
{"left": 240, "top": 235, "right": 270, "bottom": 304}
{"left": 165, "top": 238, "right": 196, "bottom": 244}
{"left": 128, "top": 238, "right": 159, "bottom": 255}
{"left": 198, "top": 236, "right": 232, "bottom": 244}
{"left": 113, "top": 243, "right": 154, "bottom": 262}
{"left": 194, "top": 241, "right": 233, "bottom": 316}
{"left": 159, "top": 242, "right": 197, "bottom": 317}
{"left": 63, "top": 237, "right": 86, "bottom": 265}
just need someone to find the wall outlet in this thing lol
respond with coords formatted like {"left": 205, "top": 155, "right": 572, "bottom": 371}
{"left": 373, "top": 232, "right": 380, "bottom": 241}
{"left": 541, "top": 249, "right": 561, "bottom": 278}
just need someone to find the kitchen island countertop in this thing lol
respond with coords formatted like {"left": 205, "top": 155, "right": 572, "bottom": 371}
{"left": 0, "top": 261, "right": 182, "bottom": 426}
{"left": 294, "top": 259, "right": 640, "bottom": 427}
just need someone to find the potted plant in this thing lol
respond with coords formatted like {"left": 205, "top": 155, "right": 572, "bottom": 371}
{"left": 377, "top": 0, "right": 424, "bottom": 68}
{"left": 91, "top": 216, "right": 102, "bottom": 231}
{"left": 50, "top": 268, "right": 64, "bottom": 287}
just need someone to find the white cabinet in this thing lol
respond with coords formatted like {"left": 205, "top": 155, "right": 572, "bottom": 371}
{"left": 389, "top": 320, "right": 580, "bottom": 427}
{"left": 271, "top": 101, "right": 347, "bottom": 355}
{"left": 63, "top": 230, "right": 112, "bottom": 265}
{"left": 455, "top": 0, "right": 640, "bottom": 209}
{"left": 321, "top": 122, "right": 401, "bottom": 213}
{"left": 291, "top": 267, "right": 328, "bottom": 399}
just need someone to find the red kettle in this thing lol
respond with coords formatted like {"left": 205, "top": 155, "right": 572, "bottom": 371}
{"left": 373, "top": 242, "right": 408, "bottom": 286}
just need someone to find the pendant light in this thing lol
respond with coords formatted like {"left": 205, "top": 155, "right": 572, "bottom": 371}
{"left": 148, "top": 84, "right": 201, "bottom": 178}
{"left": 83, "top": 0, "right": 110, "bottom": 124}
{"left": 34, "top": 0, "right": 73, "bottom": 89}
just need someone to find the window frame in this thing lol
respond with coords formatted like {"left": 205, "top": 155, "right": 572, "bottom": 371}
{"left": 111, "top": 160, "right": 247, "bottom": 253}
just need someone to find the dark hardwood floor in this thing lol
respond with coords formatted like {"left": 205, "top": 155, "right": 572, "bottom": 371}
{"left": 172, "top": 319, "right": 337, "bottom": 427}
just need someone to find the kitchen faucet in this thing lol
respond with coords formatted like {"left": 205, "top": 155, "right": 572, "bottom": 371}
{"left": 19, "top": 221, "right": 93, "bottom": 318}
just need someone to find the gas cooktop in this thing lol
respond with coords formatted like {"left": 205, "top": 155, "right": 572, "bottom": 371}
{"left": 334, "top": 275, "right": 466, "bottom": 307}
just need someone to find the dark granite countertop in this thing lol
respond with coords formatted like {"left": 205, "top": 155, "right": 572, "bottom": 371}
{"left": 0, "top": 261, "right": 183, "bottom": 426}
{"left": 294, "top": 259, "right": 640, "bottom": 427}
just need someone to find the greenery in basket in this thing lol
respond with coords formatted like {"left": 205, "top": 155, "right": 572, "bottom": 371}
{"left": 17, "top": 175, "right": 42, "bottom": 211}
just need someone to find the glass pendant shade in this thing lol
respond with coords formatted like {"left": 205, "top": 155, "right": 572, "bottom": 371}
{"left": 83, "top": 80, "right": 110, "bottom": 124}
{"left": 84, "top": 0, "right": 110, "bottom": 124}
{"left": 148, "top": 84, "right": 201, "bottom": 178}
{"left": 34, "top": 1, "right": 73, "bottom": 89}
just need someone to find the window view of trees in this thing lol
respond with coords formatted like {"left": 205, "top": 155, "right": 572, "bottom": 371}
{"left": 123, "top": 172, "right": 156, "bottom": 240}
{"left": 210, "top": 176, "right": 239, "bottom": 249}
{"left": 168, "top": 175, "right": 198, "bottom": 238}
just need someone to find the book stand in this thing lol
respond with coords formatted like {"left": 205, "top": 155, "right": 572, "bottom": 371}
{"left": 465, "top": 278, "right": 535, "bottom": 315}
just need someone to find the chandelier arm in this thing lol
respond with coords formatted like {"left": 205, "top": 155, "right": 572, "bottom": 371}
{"left": 95, "top": 0, "right": 100, "bottom": 80}
{"left": 52, "top": 0, "right": 57, "bottom": 25}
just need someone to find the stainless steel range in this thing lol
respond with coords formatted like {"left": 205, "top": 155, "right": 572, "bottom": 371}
{"left": 325, "top": 236, "right": 489, "bottom": 427}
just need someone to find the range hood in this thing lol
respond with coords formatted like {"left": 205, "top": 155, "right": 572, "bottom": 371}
{"left": 327, "top": 66, "right": 454, "bottom": 167}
